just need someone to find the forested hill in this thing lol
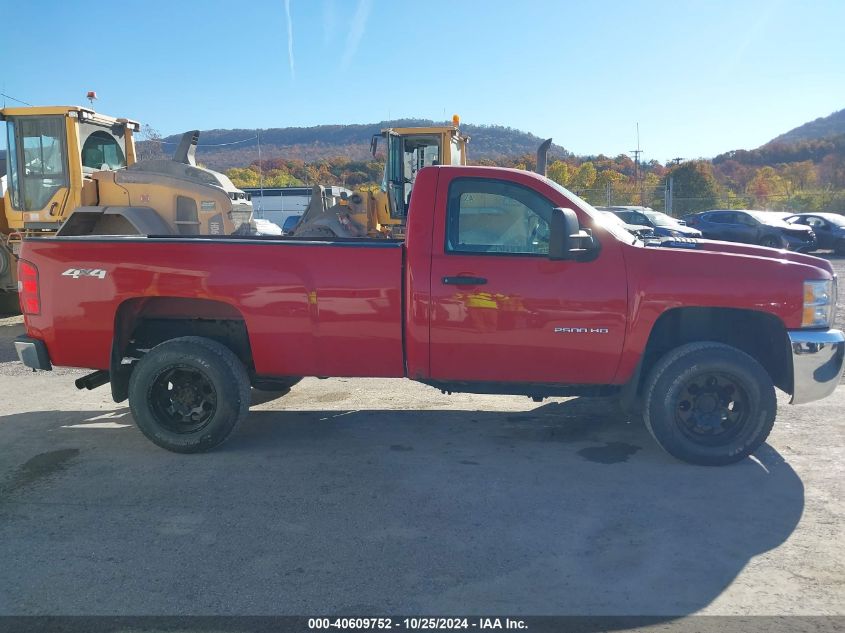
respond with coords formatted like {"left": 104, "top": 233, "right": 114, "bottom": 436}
{"left": 151, "top": 120, "right": 568, "bottom": 171}
{"left": 766, "top": 108, "right": 845, "bottom": 145}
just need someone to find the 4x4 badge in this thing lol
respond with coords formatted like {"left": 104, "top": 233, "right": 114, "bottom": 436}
{"left": 62, "top": 268, "right": 107, "bottom": 279}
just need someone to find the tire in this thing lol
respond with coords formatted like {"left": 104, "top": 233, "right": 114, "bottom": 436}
{"left": 128, "top": 336, "right": 251, "bottom": 453}
{"left": 0, "top": 291, "right": 21, "bottom": 315}
{"left": 642, "top": 342, "right": 776, "bottom": 466}
{"left": 759, "top": 235, "right": 781, "bottom": 249}
{"left": 834, "top": 240, "right": 845, "bottom": 256}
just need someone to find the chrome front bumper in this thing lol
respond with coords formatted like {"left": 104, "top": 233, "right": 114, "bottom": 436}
{"left": 788, "top": 329, "right": 845, "bottom": 404}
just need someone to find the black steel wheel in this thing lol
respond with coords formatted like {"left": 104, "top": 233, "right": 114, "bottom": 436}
{"left": 675, "top": 371, "right": 749, "bottom": 446}
{"left": 149, "top": 366, "right": 218, "bottom": 434}
{"left": 129, "top": 336, "right": 250, "bottom": 453}
{"left": 759, "top": 235, "right": 781, "bottom": 249}
{"left": 643, "top": 342, "right": 776, "bottom": 465}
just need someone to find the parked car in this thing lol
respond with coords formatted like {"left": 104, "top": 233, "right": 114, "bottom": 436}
{"left": 598, "top": 210, "right": 655, "bottom": 239}
{"left": 682, "top": 210, "right": 816, "bottom": 252}
{"left": 15, "top": 165, "right": 844, "bottom": 465}
{"left": 784, "top": 213, "right": 845, "bottom": 255}
{"left": 253, "top": 219, "right": 283, "bottom": 236}
{"left": 282, "top": 214, "right": 303, "bottom": 235}
{"left": 599, "top": 206, "right": 703, "bottom": 238}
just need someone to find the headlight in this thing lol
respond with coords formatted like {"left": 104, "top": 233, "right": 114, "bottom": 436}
{"left": 802, "top": 279, "right": 836, "bottom": 328}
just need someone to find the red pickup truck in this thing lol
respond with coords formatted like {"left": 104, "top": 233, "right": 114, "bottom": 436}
{"left": 14, "top": 166, "right": 845, "bottom": 465}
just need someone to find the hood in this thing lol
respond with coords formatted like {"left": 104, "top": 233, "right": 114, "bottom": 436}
{"left": 766, "top": 218, "right": 813, "bottom": 232}
{"left": 629, "top": 237, "right": 835, "bottom": 330}
{"left": 657, "top": 224, "right": 702, "bottom": 237}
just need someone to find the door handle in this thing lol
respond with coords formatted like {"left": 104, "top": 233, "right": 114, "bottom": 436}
{"left": 442, "top": 276, "right": 488, "bottom": 285}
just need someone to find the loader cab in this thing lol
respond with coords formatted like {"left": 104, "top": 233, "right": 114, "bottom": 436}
{"left": 373, "top": 120, "right": 469, "bottom": 220}
{"left": 0, "top": 106, "right": 138, "bottom": 231}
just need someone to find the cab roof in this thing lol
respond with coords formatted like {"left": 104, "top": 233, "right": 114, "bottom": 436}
{"left": 0, "top": 105, "right": 139, "bottom": 128}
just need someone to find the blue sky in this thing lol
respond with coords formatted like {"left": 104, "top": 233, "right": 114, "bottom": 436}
{"left": 2, "top": 0, "right": 844, "bottom": 162}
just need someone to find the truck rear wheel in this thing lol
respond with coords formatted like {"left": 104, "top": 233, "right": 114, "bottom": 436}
{"left": 128, "top": 336, "right": 250, "bottom": 453}
{"left": 642, "top": 342, "right": 776, "bottom": 466}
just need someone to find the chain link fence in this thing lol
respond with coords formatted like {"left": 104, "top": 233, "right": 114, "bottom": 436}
{"left": 568, "top": 182, "right": 845, "bottom": 218}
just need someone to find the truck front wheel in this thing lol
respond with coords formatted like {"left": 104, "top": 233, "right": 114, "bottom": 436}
{"left": 642, "top": 342, "right": 776, "bottom": 466}
{"left": 128, "top": 336, "right": 251, "bottom": 453}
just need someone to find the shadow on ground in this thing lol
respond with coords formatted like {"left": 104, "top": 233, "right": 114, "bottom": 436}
{"left": 0, "top": 398, "right": 804, "bottom": 616}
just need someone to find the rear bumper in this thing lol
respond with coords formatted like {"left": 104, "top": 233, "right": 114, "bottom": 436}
{"left": 788, "top": 329, "right": 844, "bottom": 404}
{"left": 14, "top": 336, "right": 52, "bottom": 371}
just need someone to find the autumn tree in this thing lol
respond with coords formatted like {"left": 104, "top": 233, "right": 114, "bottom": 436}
{"left": 661, "top": 161, "right": 719, "bottom": 215}
{"left": 745, "top": 167, "right": 788, "bottom": 207}
{"left": 547, "top": 160, "right": 570, "bottom": 186}
{"left": 569, "top": 162, "right": 597, "bottom": 192}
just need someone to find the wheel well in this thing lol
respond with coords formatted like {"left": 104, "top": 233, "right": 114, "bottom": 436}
{"left": 110, "top": 297, "right": 252, "bottom": 402}
{"left": 636, "top": 307, "right": 792, "bottom": 396}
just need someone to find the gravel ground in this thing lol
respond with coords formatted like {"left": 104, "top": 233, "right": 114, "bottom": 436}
{"left": 0, "top": 255, "right": 842, "bottom": 617}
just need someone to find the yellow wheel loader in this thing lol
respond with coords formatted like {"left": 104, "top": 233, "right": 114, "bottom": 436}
{"left": 0, "top": 105, "right": 254, "bottom": 308}
{"left": 291, "top": 117, "right": 470, "bottom": 239}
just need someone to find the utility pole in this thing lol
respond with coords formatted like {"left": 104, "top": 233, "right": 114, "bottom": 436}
{"left": 630, "top": 123, "right": 642, "bottom": 205}
{"left": 257, "top": 128, "right": 264, "bottom": 219}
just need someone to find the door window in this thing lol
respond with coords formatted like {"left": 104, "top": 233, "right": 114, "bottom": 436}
{"left": 708, "top": 212, "right": 736, "bottom": 224}
{"left": 5, "top": 119, "right": 21, "bottom": 209}
{"left": 446, "top": 178, "right": 553, "bottom": 255}
{"left": 13, "top": 116, "right": 68, "bottom": 211}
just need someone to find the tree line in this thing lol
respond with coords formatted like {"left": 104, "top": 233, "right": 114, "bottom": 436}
{"left": 225, "top": 140, "right": 845, "bottom": 216}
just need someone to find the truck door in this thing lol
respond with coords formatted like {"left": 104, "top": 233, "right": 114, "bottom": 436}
{"left": 427, "top": 174, "right": 628, "bottom": 385}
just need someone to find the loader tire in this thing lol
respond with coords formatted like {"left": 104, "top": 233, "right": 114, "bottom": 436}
{"left": 642, "top": 342, "right": 776, "bottom": 466}
{"left": 0, "top": 291, "right": 21, "bottom": 315}
{"left": 128, "top": 336, "right": 250, "bottom": 453}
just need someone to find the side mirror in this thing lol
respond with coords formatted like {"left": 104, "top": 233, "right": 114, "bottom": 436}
{"left": 549, "top": 207, "right": 597, "bottom": 261}
{"left": 370, "top": 134, "right": 379, "bottom": 157}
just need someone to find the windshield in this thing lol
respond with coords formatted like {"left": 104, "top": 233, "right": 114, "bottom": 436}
{"left": 545, "top": 179, "right": 637, "bottom": 244}
{"left": 788, "top": 213, "right": 845, "bottom": 227}
{"left": 643, "top": 210, "right": 682, "bottom": 228}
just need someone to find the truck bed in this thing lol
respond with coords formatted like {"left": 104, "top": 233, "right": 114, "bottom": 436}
{"left": 22, "top": 235, "right": 406, "bottom": 378}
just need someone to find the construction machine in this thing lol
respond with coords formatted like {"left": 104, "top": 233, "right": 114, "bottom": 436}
{"left": 0, "top": 105, "right": 254, "bottom": 309}
{"left": 292, "top": 116, "right": 470, "bottom": 239}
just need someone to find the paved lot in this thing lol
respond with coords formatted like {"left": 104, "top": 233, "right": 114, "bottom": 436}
{"left": 0, "top": 258, "right": 843, "bottom": 617}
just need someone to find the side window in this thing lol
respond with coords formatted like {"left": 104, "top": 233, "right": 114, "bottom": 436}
{"left": 81, "top": 130, "right": 126, "bottom": 171}
{"left": 736, "top": 213, "right": 756, "bottom": 226}
{"left": 710, "top": 212, "right": 735, "bottom": 224}
{"left": 806, "top": 217, "right": 825, "bottom": 229}
{"left": 446, "top": 178, "right": 553, "bottom": 255}
{"left": 631, "top": 212, "right": 650, "bottom": 225}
